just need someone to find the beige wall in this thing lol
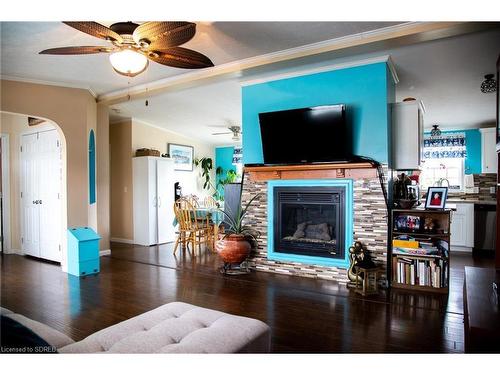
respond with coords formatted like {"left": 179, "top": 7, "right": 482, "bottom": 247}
{"left": 96, "top": 104, "right": 110, "bottom": 250}
{"left": 109, "top": 118, "right": 215, "bottom": 241}
{"left": 110, "top": 120, "right": 133, "bottom": 240}
{"left": 0, "top": 114, "right": 60, "bottom": 251}
{"left": 1, "top": 80, "right": 110, "bottom": 269}
{"left": 131, "top": 119, "right": 215, "bottom": 197}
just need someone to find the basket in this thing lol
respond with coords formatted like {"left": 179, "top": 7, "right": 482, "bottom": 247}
{"left": 136, "top": 148, "right": 161, "bottom": 157}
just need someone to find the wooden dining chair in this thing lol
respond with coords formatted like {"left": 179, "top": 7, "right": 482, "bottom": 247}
{"left": 173, "top": 198, "right": 212, "bottom": 254}
{"left": 184, "top": 194, "right": 200, "bottom": 208}
{"left": 203, "top": 196, "right": 218, "bottom": 208}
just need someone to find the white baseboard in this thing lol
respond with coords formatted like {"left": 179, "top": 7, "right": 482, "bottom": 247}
{"left": 3, "top": 248, "right": 23, "bottom": 255}
{"left": 110, "top": 237, "right": 134, "bottom": 244}
{"left": 451, "top": 246, "right": 473, "bottom": 253}
{"left": 99, "top": 249, "right": 111, "bottom": 256}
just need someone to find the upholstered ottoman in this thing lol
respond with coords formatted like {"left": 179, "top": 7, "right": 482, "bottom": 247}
{"left": 59, "top": 302, "right": 271, "bottom": 353}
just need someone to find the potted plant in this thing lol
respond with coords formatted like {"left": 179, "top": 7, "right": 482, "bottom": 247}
{"left": 194, "top": 157, "right": 238, "bottom": 202}
{"left": 216, "top": 194, "right": 261, "bottom": 272}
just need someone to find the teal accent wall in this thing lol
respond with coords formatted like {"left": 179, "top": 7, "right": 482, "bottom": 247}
{"left": 215, "top": 146, "right": 236, "bottom": 197}
{"left": 424, "top": 129, "right": 481, "bottom": 174}
{"left": 242, "top": 62, "right": 394, "bottom": 165}
{"left": 215, "top": 146, "right": 236, "bottom": 174}
{"left": 267, "top": 179, "right": 353, "bottom": 269}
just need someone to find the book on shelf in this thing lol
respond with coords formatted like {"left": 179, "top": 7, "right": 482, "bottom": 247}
{"left": 393, "top": 257, "right": 447, "bottom": 288}
{"left": 393, "top": 247, "right": 440, "bottom": 256}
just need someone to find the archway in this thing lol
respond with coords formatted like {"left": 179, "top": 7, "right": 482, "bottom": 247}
{"left": 1, "top": 111, "right": 68, "bottom": 269}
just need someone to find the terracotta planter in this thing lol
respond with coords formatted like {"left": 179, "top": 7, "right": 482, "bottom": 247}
{"left": 216, "top": 234, "right": 252, "bottom": 264}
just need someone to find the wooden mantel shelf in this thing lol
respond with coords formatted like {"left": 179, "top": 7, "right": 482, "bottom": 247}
{"left": 244, "top": 162, "right": 377, "bottom": 182}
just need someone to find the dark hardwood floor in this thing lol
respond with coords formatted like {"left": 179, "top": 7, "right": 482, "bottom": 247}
{"left": 0, "top": 243, "right": 495, "bottom": 353}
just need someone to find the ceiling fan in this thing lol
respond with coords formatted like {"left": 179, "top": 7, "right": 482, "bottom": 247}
{"left": 39, "top": 21, "right": 214, "bottom": 77}
{"left": 211, "top": 125, "right": 242, "bottom": 141}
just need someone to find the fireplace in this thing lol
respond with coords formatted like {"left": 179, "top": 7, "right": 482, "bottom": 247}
{"left": 273, "top": 186, "right": 346, "bottom": 261}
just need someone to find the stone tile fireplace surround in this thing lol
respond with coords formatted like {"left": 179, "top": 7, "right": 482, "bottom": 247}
{"left": 241, "top": 163, "right": 388, "bottom": 283}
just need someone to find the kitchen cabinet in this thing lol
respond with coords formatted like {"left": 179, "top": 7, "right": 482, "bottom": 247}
{"left": 450, "top": 202, "right": 475, "bottom": 250}
{"left": 390, "top": 100, "right": 425, "bottom": 170}
{"left": 480, "top": 128, "right": 498, "bottom": 173}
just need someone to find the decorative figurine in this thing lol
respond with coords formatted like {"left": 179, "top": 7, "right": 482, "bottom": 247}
{"left": 423, "top": 217, "right": 436, "bottom": 233}
{"left": 347, "top": 241, "right": 376, "bottom": 286}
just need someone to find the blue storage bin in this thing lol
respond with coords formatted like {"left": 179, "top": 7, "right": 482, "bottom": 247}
{"left": 68, "top": 258, "right": 100, "bottom": 277}
{"left": 67, "top": 227, "right": 101, "bottom": 277}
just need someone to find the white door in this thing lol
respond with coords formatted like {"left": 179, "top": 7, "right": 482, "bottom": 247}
{"left": 21, "top": 133, "right": 41, "bottom": 257}
{"left": 20, "top": 130, "right": 62, "bottom": 262}
{"left": 148, "top": 158, "right": 158, "bottom": 245}
{"left": 156, "top": 159, "right": 174, "bottom": 243}
{"left": 38, "top": 130, "right": 62, "bottom": 261}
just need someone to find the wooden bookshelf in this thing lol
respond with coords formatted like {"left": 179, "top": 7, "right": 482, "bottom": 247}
{"left": 390, "top": 208, "right": 451, "bottom": 293}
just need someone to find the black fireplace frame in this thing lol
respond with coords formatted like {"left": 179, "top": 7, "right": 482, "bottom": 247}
{"left": 273, "top": 186, "right": 346, "bottom": 260}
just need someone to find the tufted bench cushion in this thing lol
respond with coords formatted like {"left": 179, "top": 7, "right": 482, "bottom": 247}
{"left": 59, "top": 302, "right": 271, "bottom": 353}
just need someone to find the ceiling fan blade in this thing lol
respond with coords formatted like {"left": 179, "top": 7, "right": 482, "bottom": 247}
{"left": 212, "top": 132, "right": 232, "bottom": 135}
{"left": 39, "top": 46, "right": 114, "bottom": 55}
{"left": 63, "top": 22, "right": 123, "bottom": 43}
{"left": 133, "top": 22, "right": 196, "bottom": 49}
{"left": 149, "top": 47, "right": 214, "bottom": 69}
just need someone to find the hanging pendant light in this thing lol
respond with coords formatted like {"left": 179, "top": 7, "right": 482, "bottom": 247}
{"left": 431, "top": 124, "right": 441, "bottom": 138}
{"left": 480, "top": 74, "right": 497, "bottom": 93}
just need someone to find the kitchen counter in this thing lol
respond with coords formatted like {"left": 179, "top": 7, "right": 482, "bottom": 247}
{"left": 447, "top": 198, "right": 497, "bottom": 206}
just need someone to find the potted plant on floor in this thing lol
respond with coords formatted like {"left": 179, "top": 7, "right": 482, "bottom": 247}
{"left": 216, "top": 194, "right": 261, "bottom": 274}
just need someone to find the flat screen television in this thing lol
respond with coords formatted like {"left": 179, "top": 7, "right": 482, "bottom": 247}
{"left": 258, "top": 104, "right": 350, "bottom": 165}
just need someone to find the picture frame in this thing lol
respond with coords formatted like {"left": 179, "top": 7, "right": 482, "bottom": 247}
{"left": 168, "top": 143, "right": 194, "bottom": 171}
{"left": 394, "top": 215, "right": 421, "bottom": 233}
{"left": 424, "top": 186, "right": 448, "bottom": 210}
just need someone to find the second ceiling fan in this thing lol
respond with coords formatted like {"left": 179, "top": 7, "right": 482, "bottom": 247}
{"left": 40, "top": 21, "right": 214, "bottom": 77}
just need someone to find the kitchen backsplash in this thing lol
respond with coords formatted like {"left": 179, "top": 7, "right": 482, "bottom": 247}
{"left": 448, "top": 173, "right": 497, "bottom": 201}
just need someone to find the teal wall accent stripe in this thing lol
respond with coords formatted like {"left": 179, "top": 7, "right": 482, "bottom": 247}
{"left": 88, "top": 129, "right": 96, "bottom": 204}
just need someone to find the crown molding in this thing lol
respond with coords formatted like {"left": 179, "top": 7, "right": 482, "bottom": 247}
{"left": 0, "top": 75, "right": 97, "bottom": 98}
{"left": 240, "top": 55, "right": 399, "bottom": 86}
{"left": 97, "top": 21, "right": 472, "bottom": 105}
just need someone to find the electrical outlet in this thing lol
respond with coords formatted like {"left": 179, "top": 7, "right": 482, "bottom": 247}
{"left": 490, "top": 186, "right": 496, "bottom": 194}
{"left": 124, "top": 186, "right": 128, "bottom": 193}
{"left": 473, "top": 187, "right": 479, "bottom": 194}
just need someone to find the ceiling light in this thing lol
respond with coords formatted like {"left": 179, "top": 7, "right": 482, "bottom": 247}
{"left": 480, "top": 74, "right": 497, "bottom": 93}
{"left": 430, "top": 124, "right": 442, "bottom": 138}
{"left": 109, "top": 49, "right": 148, "bottom": 77}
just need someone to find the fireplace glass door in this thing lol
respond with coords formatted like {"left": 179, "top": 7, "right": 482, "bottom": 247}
{"left": 273, "top": 186, "right": 345, "bottom": 259}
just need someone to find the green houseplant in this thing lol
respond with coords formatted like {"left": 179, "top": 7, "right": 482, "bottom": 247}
{"left": 194, "top": 157, "right": 238, "bottom": 201}
{"left": 216, "top": 194, "right": 261, "bottom": 270}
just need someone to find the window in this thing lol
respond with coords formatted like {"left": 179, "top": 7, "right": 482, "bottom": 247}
{"left": 420, "top": 158, "right": 464, "bottom": 191}
{"left": 420, "top": 132, "right": 466, "bottom": 191}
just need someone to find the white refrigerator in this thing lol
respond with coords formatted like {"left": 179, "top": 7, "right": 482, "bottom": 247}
{"left": 133, "top": 156, "right": 175, "bottom": 246}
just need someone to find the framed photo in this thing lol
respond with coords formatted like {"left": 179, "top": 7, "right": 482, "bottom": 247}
{"left": 168, "top": 143, "right": 194, "bottom": 171}
{"left": 394, "top": 215, "right": 421, "bottom": 233}
{"left": 425, "top": 187, "right": 448, "bottom": 209}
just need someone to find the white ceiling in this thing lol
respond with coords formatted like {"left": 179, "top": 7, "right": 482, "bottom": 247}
{"left": 0, "top": 21, "right": 401, "bottom": 95}
{"left": 2, "top": 22, "right": 499, "bottom": 146}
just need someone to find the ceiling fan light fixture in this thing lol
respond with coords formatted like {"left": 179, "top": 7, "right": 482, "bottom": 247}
{"left": 480, "top": 74, "right": 497, "bottom": 93}
{"left": 109, "top": 49, "right": 148, "bottom": 77}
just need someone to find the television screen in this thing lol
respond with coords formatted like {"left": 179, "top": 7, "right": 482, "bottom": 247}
{"left": 258, "top": 104, "right": 349, "bottom": 165}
